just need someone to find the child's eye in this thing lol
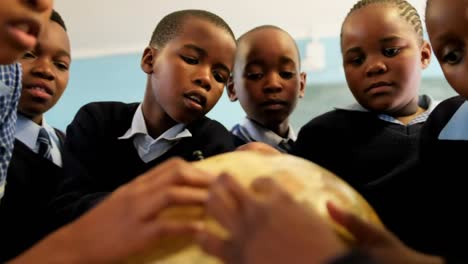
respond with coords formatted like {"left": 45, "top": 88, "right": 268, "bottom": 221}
{"left": 382, "top": 47, "right": 400, "bottom": 57}
{"left": 212, "top": 71, "right": 227, "bottom": 83}
{"left": 246, "top": 72, "right": 263, "bottom": 80}
{"left": 441, "top": 49, "right": 464, "bottom": 65}
{"left": 54, "top": 61, "right": 69, "bottom": 71}
{"left": 280, "top": 71, "right": 294, "bottom": 79}
{"left": 22, "top": 52, "right": 36, "bottom": 59}
{"left": 181, "top": 55, "right": 198, "bottom": 65}
{"left": 349, "top": 56, "right": 364, "bottom": 66}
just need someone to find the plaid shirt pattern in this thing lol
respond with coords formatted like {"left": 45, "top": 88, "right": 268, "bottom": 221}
{"left": 0, "top": 63, "right": 22, "bottom": 201}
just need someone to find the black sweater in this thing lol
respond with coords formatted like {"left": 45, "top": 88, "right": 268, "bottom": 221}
{"left": 292, "top": 109, "right": 424, "bottom": 251}
{"left": 416, "top": 95, "right": 468, "bottom": 260}
{"left": 52, "top": 102, "right": 235, "bottom": 223}
{"left": 0, "top": 138, "right": 64, "bottom": 262}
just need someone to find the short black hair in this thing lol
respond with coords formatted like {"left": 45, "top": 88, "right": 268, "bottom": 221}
{"left": 342, "top": 0, "right": 423, "bottom": 43}
{"left": 50, "top": 9, "right": 67, "bottom": 31}
{"left": 237, "top": 25, "right": 302, "bottom": 66}
{"left": 149, "top": 9, "right": 235, "bottom": 48}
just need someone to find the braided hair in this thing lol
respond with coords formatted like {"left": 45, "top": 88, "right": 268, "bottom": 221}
{"left": 343, "top": 0, "right": 423, "bottom": 43}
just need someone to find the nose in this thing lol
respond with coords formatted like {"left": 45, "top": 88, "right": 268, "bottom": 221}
{"left": 193, "top": 66, "right": 211, "bottom": 91}
{"left": 365, "top": 59, "right": 387, "bottom": 77}
{"left": 262, "top": 72, "right": 283, "bottom": 93}
{"left": 31, "top": 58, "right": 55, "bottom": 81}
{"left": 25, "top": 0, "right": 54, "bottom": 12}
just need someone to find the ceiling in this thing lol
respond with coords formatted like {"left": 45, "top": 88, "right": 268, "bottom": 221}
{"left": 54, "top": 0, "right": 428, "bottom": 59}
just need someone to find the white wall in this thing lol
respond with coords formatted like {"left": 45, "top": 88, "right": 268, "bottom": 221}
{"left": 54, "top": 0, "right": 429, "bottom": 59}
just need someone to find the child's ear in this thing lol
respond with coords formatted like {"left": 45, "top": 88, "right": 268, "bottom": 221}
{"left": 227, "top": 75, "right": 238, "bottom": 101}
{"left": 141, "top": 46, "right": 157, "bottom": 74}
{"left": 298, "top": 72, "right": 307, "bottom": 98}
{"left": 420, "top": 40, "right": 432, "bottom": 69}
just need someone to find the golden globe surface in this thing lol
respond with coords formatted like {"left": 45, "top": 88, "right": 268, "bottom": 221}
{"left": 127, "top": 151, "right": 383, "bottom": 264}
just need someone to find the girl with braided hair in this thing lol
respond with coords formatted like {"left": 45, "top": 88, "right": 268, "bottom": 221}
{"left": 293, "top": 0, "right": 436, "bottom": 253}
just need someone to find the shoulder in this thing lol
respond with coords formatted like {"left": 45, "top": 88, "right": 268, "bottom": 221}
{"left": 75, "top": 101, "right": 139, "bottom": 118}
{"left": 71, "top": 101, "right": 139, "bottom": 126}
{"left": 422, "top": 96, "right": 465, "bottom": 134}
{"left": 300, "top": 109, "right": 371, "bottom": 132}
{"left": 426, "top": 96, "right": 465, "bottom": 123}
{"left": 67, "top": 101, "right": 139, "bottom": 136}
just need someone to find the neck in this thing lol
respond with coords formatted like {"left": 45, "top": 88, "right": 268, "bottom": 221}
{"left": 396, "top": 106, "right": 425, "bottom": 125}
{"left": 20, "top": 111, "right": 43, "bottom": 125}
{"left": 255, "top": 119, "right": 290, "bottom": 138}
{"left": 141, "top": 98, "right": 177, "bottom": 139}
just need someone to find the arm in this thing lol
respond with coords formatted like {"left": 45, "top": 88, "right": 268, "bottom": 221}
{"left": 9, "top": 158, "right": 216, "bottom": 264}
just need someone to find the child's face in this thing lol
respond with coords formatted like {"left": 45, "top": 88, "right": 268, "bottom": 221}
{"left": 18, "top": 20, "right": 70, "bottom": 122}
{"left": 229, "top": 28, "right": 305, "bottom": 128}
{"left": 341, "top": 4, "right": 431, "bottom": 115}
{"left": 0, "top": 0, "right": 53, "bottom": 64}
{"left": 142, "top": 18, "right": 236, "bottom": 124}
{"left": 426, "top": 0, "right": 468, "bottom": 99}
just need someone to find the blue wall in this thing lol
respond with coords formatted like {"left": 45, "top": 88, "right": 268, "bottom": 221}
{"left": 46, "top": 36, "right": 450, "bottom": 132}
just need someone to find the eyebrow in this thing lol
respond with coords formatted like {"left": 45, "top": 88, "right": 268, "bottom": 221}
{"left": 35, "top": 44, "right": 71, "bottom": 60}
{"left": 182, "top": 44, "right": 231, "bottom": 74}
{"left": 56, "top": 50, "right": 71, "bottom": 60}
{"left": 379, "top": 36, "right": 403, "bottom": 44}
{"left": 245, "top": 56, "right": 297, "bottom": 68}
{"left": 344, "top": 36, "right": 404, "bottom": 55}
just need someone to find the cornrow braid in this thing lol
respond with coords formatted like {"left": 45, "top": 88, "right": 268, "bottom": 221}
{"left": 345, "top": 0, "right": 423, "bottom": 42}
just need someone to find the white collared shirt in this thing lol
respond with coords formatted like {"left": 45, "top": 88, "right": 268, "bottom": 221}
{"left": 231, "top": 117, "right": 296, "bottom": 153}
{"left": 335, "top": 94, "right": 439, "bottom": 126}
{"left": 118, "top": 104, "right": 192, "bottom": 163}
{"left": 15, "top": 114, "right": 63, "bottom": 167}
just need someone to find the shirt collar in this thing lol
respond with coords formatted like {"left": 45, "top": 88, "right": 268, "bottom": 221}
{"left": 335, "top": 94, "right": 439, "bottom": 125}
{"left": 234, "top": 117, "right": 296, "bottom": 145}
{"left": 15, "top": 114, "right": 57, "bottom": 149}
{"left": 118, "top": 104, "right": 148, "bottom": 139}
{"left": 438, "top": 100, "right": 468, "bottom": 140}
{"left": 118, "top": 103, "right": 191, "bottom": 141}
{"left": 15, "top": 114, "right": 42, "bottom": 149}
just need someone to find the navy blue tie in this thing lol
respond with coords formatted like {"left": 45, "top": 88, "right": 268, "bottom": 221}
{"left": 37, "top": 128, "right": 52, "bottom": 160}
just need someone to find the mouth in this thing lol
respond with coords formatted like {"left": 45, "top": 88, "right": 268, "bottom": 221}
{"left": 24, "top": 82, "right": 53, "bottom": 96}
{"left": 260, "top": 99, "right": 288, "bottom": 107}
{"left": 259, "top": 99, "right": 289, "bottom": 111}
{"left": 184, "top": 91, "right": 207, "bottom": 108}
{"left": 367, "top": 81, "right": 394, "bottom": 91}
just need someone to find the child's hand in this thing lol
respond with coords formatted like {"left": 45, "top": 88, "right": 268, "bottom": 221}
{"left": 197, "top": 173, "right": 348, "bottom": 264}
{"left": 16, "top": 157, "right": 216, "bottom": 264}
{"left": 327, "top": 202, "right": 444, "bottom": 264}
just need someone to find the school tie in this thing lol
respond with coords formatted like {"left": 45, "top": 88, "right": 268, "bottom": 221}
{"left": 37, "top": 128, "right": 52, "bottom": 161}
{"left": 278, "top": 139, "right": 294, "bottom": 153}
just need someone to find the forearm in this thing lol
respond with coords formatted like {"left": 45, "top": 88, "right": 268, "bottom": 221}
{"left": 7, "top": 224, "right": 87, "bottom": 264}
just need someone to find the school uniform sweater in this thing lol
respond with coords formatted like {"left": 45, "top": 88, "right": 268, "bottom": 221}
{"left": 415, "top": 95, "right": 468, "bottom": 260}
{"left": 52, "top": 101, "right": 235, "bottom": 223}
{"left": 0, "top": 133, "right": 65, "bottom": 262}
{"left": 292, "top": 109, "right": 425, "bottom": 251}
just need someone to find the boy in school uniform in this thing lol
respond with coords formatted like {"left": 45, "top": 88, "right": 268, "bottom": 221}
{"left": 0, "top": 10, "right": 71, "bottom": 261}
{"left": 53, "top": 9, "right": 237, "bottom": 221}
{"left": 228, "top": 25, "right": 306, "bottom": 153}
